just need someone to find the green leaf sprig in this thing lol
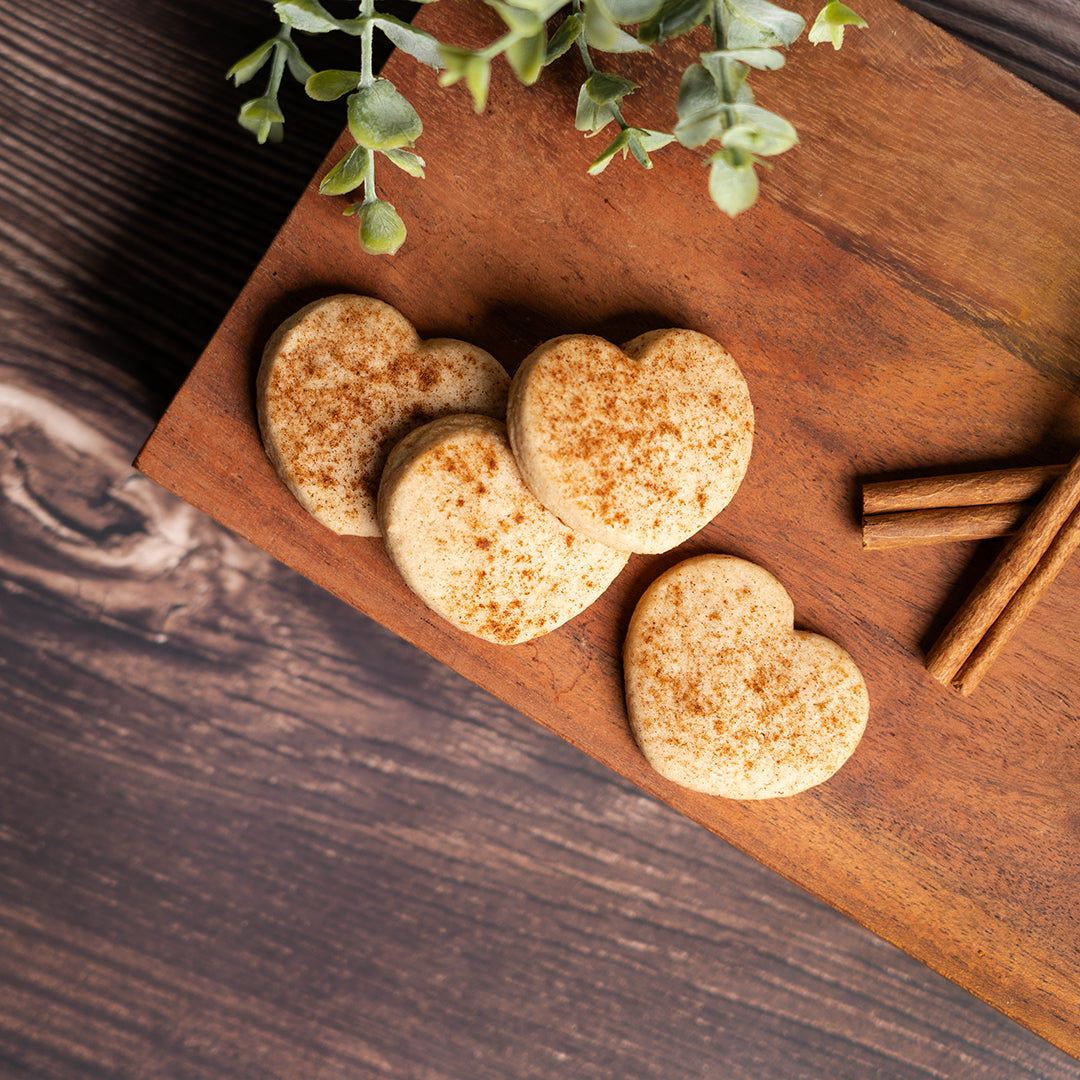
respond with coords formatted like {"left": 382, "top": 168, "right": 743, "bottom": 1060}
{"left": 229, "top": 0, "right": 866, "bottom": 254}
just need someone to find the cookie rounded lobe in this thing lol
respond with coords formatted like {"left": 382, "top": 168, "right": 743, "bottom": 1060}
{"left": 624, "top": 554, "right": 869, "bottom": 800}
{"left": 378, "top": 414, "right": 629, "bottom": 645}
{"left": 257, "top": 294, "right": 510, "bottom": 536}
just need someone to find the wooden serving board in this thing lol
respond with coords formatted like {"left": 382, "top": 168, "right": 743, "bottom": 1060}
{"left": 136, "top": 0, "right": 1080, "bottom": 1057}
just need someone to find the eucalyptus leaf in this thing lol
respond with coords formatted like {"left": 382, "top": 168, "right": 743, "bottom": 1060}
{"left": 272, "top": 0, "right": 341, "bottom": 34}
{"left": 600, "top": 0, "right": 664, "bottom": 25}
{"left": 638, "top": 0, "right": 709, "bottom": 45}
{"left": 588, "top": 126, "right": 671, "bottom": 173}
{"left": 674, "top": 108, "right": 724, "bottom": 148}
{"left": 545, "top": 14, "right": 583, "bottom": 62}
{"left": 373, "top": 16, "right": 444, "bottom": 68}
{"left": 506, "top": 31, "right": 547, "bottom": 84}
{"left": 809, "top": 1, "right": 867, "bottom": 48}
{"left": 588, "top": 129, "right": 632, "bottom": 174}
{"left": 283, "top": 40, "right": 316, "bottom": 83}
{"left": 319, "top": 145, "right": 371, "bottom": 194}
{"left": 382, "top": 147, "right": 426, "bottom": 177}
{"left": 585, "top": 71, "right": 638, "bottom": 106}
{"left": 673, "top": 63, "right": 728, "bottom": 148}
{"left": 707, "top": 150, "right": 759, "bottom": 215}
{"left": 575, "top": 84, "right": 615, "bottom": 135}
{"left": 725, "top": 102, "right": 797, "bottom": 154}
{"left": 583, "top": 2, "right": 651, "bottom": 53}
{"left": 357, "top": 199, "right": 406, "bottom": 255}
{"left": 238, "top": 96, "right": 285, "bottom": 144}
{"left": 638, "top": 128, "right": 676, "bottom": 151}
{"left": 699, "top": 52, "right": 753, "bottom": 99}
{"left": 493, "top": 2, "right": 545, "bottom": 37}
{"left": 305, "top": 69, "right": 363, "bottom": 101}
{"left": 703, "top": 46, "right": 786, "bottom": 70}
{"left": 676, "top": 62, "right": 721, "bottom": 116}
{"left": 465, "top": 54, "right": 491, "bottom": 110}
{"left": 347, "top": 79, "right": 422, "bottom": 149}
{"left": 226, "top": 38, "right": 276, "bottom": 86}
{"left": 438, "top": 47, "right": 492, "bottom": 111}
{"left": 724, "top": 0, "right": 805, "bottom": 48}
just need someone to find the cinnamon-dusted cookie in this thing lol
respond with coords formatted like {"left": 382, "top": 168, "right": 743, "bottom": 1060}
{"left": 506, "top": 329, "right": 753, "bottom": 553}
{"left": 257, "top": 294, "right": 509, "bottom": 536}
{"left": 624, "top": 555, "right": 869, "bottom": 799}
{"left": 378, "top": 414, "right": 629, "bottom": 645}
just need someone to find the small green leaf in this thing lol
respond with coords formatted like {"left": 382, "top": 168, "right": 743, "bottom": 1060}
{"left": 725, "top": 0, "right": 805, "bottom": 48}
{"left": 357, "top": 199, "right": 407, "bottom": 255}
{"left": 373, "top": 16, "right": 444, "bottom": 68}
{"left": 724, "top": 102, "right": 797, "bottom": 155}
{"left": 601, "top": 0, "right": 664, "bottom": 23}
{"left": 588, "top": 126, "right": 672, "bottom": 173}
{"left": 438, "top": 47, "right": 491, "bottom": 111}
{"left": 272, "top": 0, "right": 341, "bottom": 34}
{"left": 382, "top": 147, "right": 426, "bottom": 178}
{"left": 305, "top": 69, "right": 363, "bottom": 101}
{"left": 575, "top": 84, "right": 616, "bottom": 135}
{"left": 545, "top": 14, "right": 583, "bottom": 62}
{"left": 347, "top": 79, "right": 423, "bottom": 149}
{"left": 703, "top": 46, "right": 786, "bottom": 70}
{"left": 583, "top": 2, "right": 651, "bottom": 53}
{"left": 637, "top": 128, "right": 676, "bottom": 152}
{"left": 588, "top": 129, "right": 632, "bottom": 174}
{"left": 699, "top": 53, "right": 753, "bottom": 98}
{"left": 319, "top": 145, "right": 371, "bottom": 195}
{"left": 238, "top": 96, "right": 285, "bottom": 144}
{"left": 283, "top": 40, "right": 316, "bottom": 83}
{"left": 673, "top": 63, "right": 727, "bottom": 147}
{"left": 506, "top": 31, "right": 548, "bottom": 85}
{"left": 226, "top": 38, "right": 276, "bottom": 86}
{"left": 809, "top": 2, "right": 868, "bottom": 48}
{"left": 707, "top": 149, "right": 759, "bottom": 215}
{"left": 676, "top": 62, "right": 721, "bottom": 115}
{"left": 584, "top": 70, "right": 639, "bottom": 105}
{"left": 638, "top": 0, "right": 709, "bottom": 45}
{"left": 493, "top": 2, "right": 545, "bottom": 37}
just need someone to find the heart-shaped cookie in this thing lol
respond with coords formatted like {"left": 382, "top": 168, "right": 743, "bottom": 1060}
{"left": 378, "top": 414, "right": 629, "bottom": 644}
{"left": 507, "top": 329, "right": 753, "bottom": 553}
{"left": 257, "top": 294, "right": 510, "bottom": 536}
{"left": 624, "top": 554, "right": 869, "bottom": 799}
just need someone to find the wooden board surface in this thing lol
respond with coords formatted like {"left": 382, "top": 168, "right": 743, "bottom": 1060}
{"left": 135, "top": 0, "right": 1080, "bottom": 1057}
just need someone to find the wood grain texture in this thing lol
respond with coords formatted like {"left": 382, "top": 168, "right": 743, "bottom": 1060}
{"left": 5, "top": 2, "right": 1080, "bottom": 1078}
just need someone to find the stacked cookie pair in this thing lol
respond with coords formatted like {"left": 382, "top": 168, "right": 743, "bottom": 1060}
{"left": 257, "top": 294, "right": 868, "bottom": 800}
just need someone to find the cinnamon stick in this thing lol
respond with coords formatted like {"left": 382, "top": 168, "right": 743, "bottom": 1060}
{"left": 925, "top": 449, "right": 1080, "bottom": 689}
{"left": 952, "top": 503, "right": 1080, "bottom": 695}
{"left": 862, "top": 463, "right": 1065, "bottom": 515}
{"left": 861, "top": 502, "right": 1031, "bottom": 550}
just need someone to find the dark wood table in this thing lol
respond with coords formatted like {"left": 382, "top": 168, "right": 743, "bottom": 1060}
{"left": 4, "top": 2, "right": 1080, "bottom": 1077}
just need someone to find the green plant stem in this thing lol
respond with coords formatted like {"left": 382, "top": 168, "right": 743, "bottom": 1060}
{"left": 267, "top": 28, "right": 291, "bottom": 103}
{"left": 359, "top": 0, "right": 376, "bottom": 85}
{"left": 356, "top": 0, "right": 379, "bottom": 204}
{"left": 362, "top": 144, "right": 378, "bottom": 204}
{"left": 710, "top": 0, "right": 737, "bottom": 129}
{"left": 573, "top": 0, "right": 631, "bottom": 132}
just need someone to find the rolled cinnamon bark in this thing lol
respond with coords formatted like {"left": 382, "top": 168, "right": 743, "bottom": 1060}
{"left": 862, "top": 502, "right": 1031, "bottom": 550}
{"left": 952, "top": 503, "right": 1080, "bottom": 695}
{"left": 862, "top": 463, "right": 1064, "bottom": 515}
{"left": 924, "top": 450, "right": 1080, "bottom": 689}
